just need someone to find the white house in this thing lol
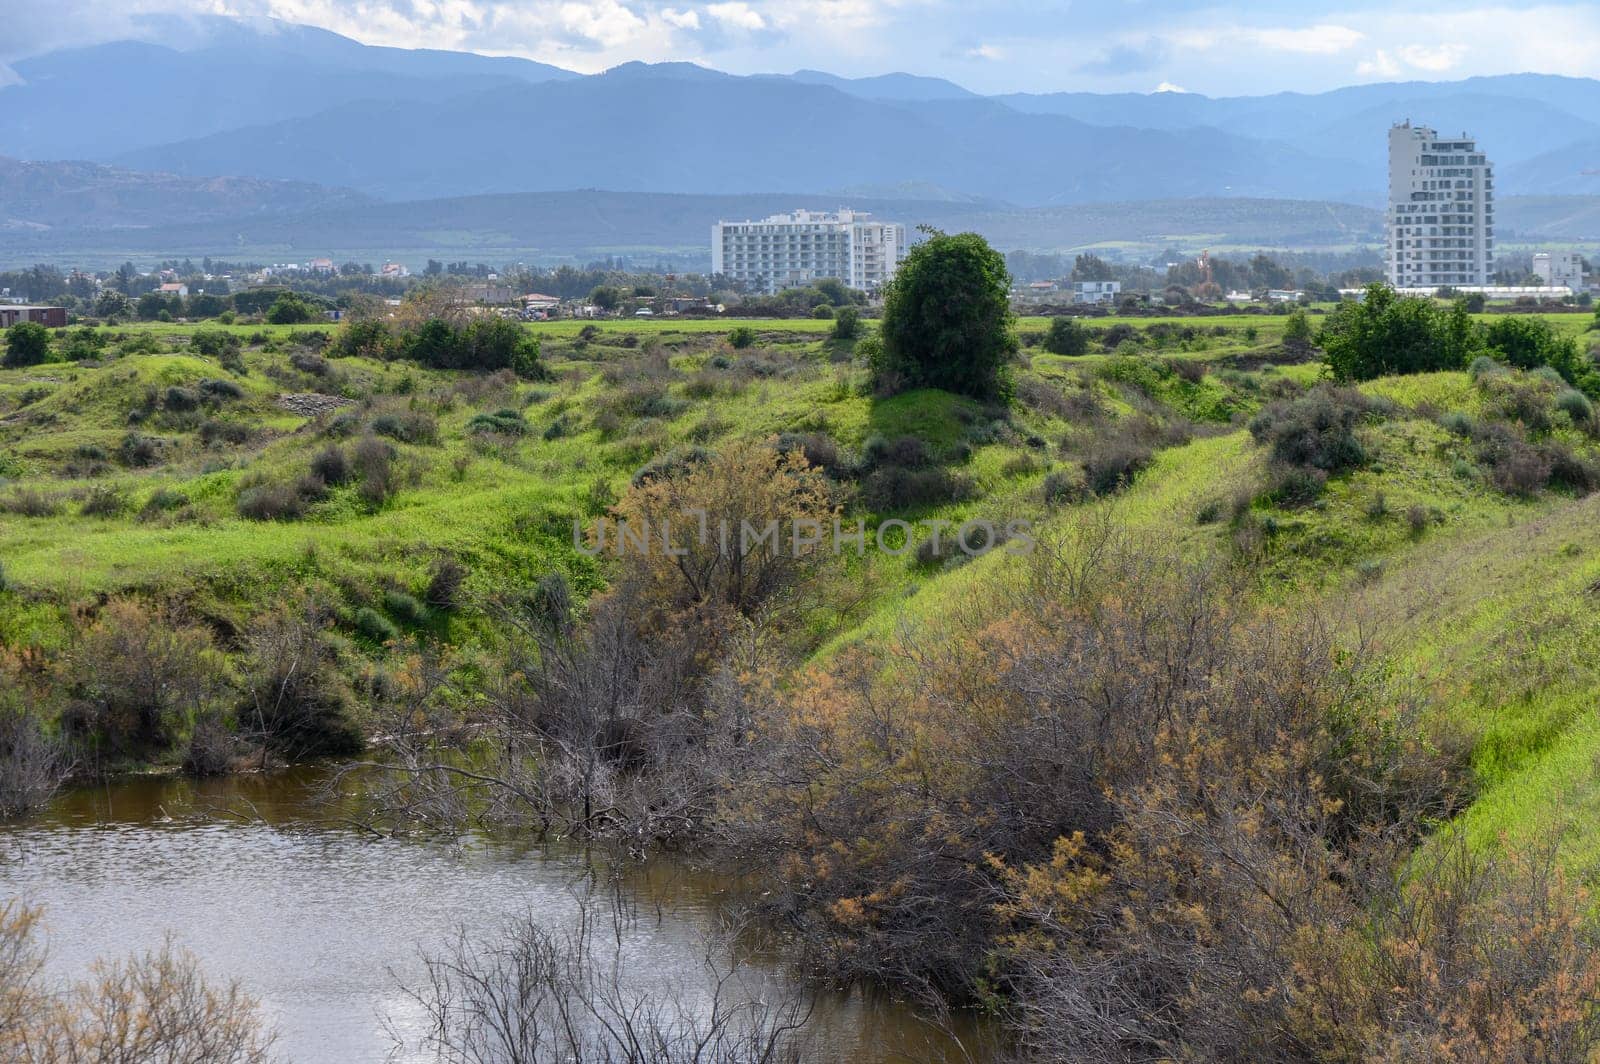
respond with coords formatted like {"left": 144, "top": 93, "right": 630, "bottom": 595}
{"left": 1071, "top": 280, "right": 1121, "bottom": 305}
{"left": 1533, "top": 251, "right": 1584, "bottom": 291}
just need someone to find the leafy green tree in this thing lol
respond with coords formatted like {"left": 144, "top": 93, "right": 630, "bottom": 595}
{"left": 1044, "top": 316, "right": 1090, "bottom": 356}
{"left": 2, "top": 322, "right": 52, "bottom": 368}
{"left": 136, "top": 293, "right": 170, "bottom": 321}
{"left": 266, "top": 292, "right": 317, "bottom": 325}
{"left": 186, "top": 293, "right": 228, "bottom": 318}
{"left": 588, "top": 286, "right": 620, "bottom": 311}
{"left": 1282, "top": 308, "right": 1314, "bottom": 348}
{"left": 1070, "top": 254, "right": 1114, "bottom": 282}
{"left": 877, "top": 230, "right": 1017, "bottom": 401}
{"left": 402, "top": 317, "right": 543, "bottom": 378}
{"left": 813, "top": 277, "right": 854, "bottom": 307}
{"left": 1318, "top": 284, "right": 1477, "bottom": 381}
{"left": 94, "top": 290, "right": 131, "bottom": 319}
{"left": 832, "top": 306, "right": 862, "bottom": 341}
{"left": 1485, "top": 315, "right": 1581, "bottom": 379}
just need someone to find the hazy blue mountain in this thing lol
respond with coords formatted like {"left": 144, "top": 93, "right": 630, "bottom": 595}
{"left": 0, "top": 16, "right": 574, "bottom": 161}
{"left": 998, "top": 74, "right": 1600, "bottom": 176}
{"left": 1501, "top": 142, "right": 1600, "bottom": 196}
{"left": 114, "top": 68, "right": 1363, "bottom": 205}
{"left": 785, "top": 69, "right": 977, "bottom": 101}
{"left": 0, "top": 156, "right": 370, "bottom": 231}
{"left": 7, "top": 16, "right": 1600, "bottom": 206}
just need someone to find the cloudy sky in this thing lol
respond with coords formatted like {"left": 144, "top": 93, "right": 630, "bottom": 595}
{"left": 8, "top": 0, "right": 1600, "bottom": 95}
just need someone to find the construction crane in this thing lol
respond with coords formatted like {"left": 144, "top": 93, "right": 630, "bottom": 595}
{"left": 1196, "top": 250, "right": 1214, "bottom": 286}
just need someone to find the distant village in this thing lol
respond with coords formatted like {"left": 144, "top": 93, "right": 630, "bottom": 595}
{"left": 3, "top": 123, "right": 1598, "bottom": 327}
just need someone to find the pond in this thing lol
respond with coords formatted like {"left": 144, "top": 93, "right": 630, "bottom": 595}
{"left": 0, "top": 768, "right": 989, "bottom": 1062}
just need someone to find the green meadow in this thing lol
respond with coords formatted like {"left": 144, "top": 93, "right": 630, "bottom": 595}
{"left": 4, "top": 308, "right": 1600, "bottom": 872}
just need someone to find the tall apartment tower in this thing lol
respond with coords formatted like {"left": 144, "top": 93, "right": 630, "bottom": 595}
{"left": 1386, "top": 122, "right": 1495, "bottom": 288}
{"left": 711, "top": 209, "right": 907, "bottom": 293}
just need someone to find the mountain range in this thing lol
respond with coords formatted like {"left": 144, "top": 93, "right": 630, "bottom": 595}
{"left": 4, "top": 16, "right": 1599, "bottom": 206}
{"left": 1, "top": 16, "right": 1598, "bottom": 266}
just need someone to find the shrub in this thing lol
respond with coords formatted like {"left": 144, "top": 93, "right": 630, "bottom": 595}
{"left": 810, "top": 303, "right": 835, "bottom": 319}
{"left": 1486, "top": 314, "right": 1582, "bottom": 379}
{"left": 1041, "top": 467, "right": 1086, "bottom": 505}
{"left": 1556, "top": 388, "right": 1594, "bottom": 425}
{"left": 265, "top": 292, "right": 317, "bottom": 324}
{"left": 1438, "top": 410, "right": 1475, "bottom": 436}
{"left": 1544, "top": 442, "right": 1600, "bottom": 495}
{"left": 371, "top": 410, "right": 438, "bottom": 445}
{"left": 861, "top": 466, "right": 972, "bottom": 510}
{"left": 118, "top": 433, "right": 162, "bottom": 468}
{"left": 198, "top": 378, "right": 244, "bottom": 401}
{"left": 62, "top": 599, "right": 228, "bottom": 766}
{"left": 1485, "top": 439, "right": 1553, "bottom": 497}
{"left": 1406, "top": 504, "right": 1430, "bottom": 537}
{"left": 331, "top": 319, "right": 395, "bottom": 360}
{"left": 352, "top": 436, "right": 397, "bottom": 505}
{"left": 728, "top": 326, "right": 756, "bottom": 349}
{"left": 860, "top": 434, "right": 931, "bottom": 470}
{"left": 139, "top": 488, "right": 189, "bottom": 520}
{"left": 631, "top": 445, "right": 712, "bottom": 487}
{"left": 242, "top": 601, "right": 362, "bottom": 757}
{"left": 402, "top": 316, "right": 544, "bottom": 378}
{"left": 189, "top": 329, "right": 242, "bottom": 360}
{"left": 310, "top": 445, "right": 350, "bottom": 486}
{"left": 3, "top": 490, "right": 62, "bottom": 517}
{"left": 289, "top": 350, "right": 330, "bottom": 376}
{"left": 425, "top": 558, "right": 469, "bottom": 612}
{"left": 1082, "top": 436, "right": 1153, "bottom": 495}
{"left": 773, "top": 432, "right": 847, "bottom": 477}
{"left": 1468, "top": 354, "right": 1506, "bottom": 381}
{"left": 2, "top": 322, "right": 52, "bottom": 368}
{"left": 383, "top": 590, "right": 429, "bottom": 628}
{"left": 355, "top": 607, "right": 399, "bottom": 646}
{"left": 1248, "top": 387, "right": 1377, "bottom": 473}
{"left": 162, "top": 386, "right": 201, "bottom": 413}
{"left": 79, "top": 485, "right": 128, "bottom": 518}
{"left": 528, "top": 573, "right": 573, "bottom": 631}
{"left": 832, "top": 306, "right": 862, "bottom": 341}
{"left": 236, "top": 482, "right": 306, "bottom": 521}
{"left": 1319, "top": 285, "right": 1481, "bottom": 380}
{"left": 199, "top": 419, "right": 250, "bottom": 447}
{"left": 467, "top": 409, "right": 529, "bottom": 436}
{"left": 183, "top": 714, "right": 234, "bottom": 777}
{"left": 1044, "top": 317, "right": 1091, "bottom": 357}
{"left": 1267, "top": 465, "right": 1330, "bottom": 507}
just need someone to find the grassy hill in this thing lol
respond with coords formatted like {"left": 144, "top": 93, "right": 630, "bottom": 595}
{"left": 6, "top": 306, "right": 1600, "bottom": 1054}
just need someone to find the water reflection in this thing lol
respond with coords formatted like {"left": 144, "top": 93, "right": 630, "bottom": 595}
{"left": 0, "top": 770, "right": 990, "bottom": 1063}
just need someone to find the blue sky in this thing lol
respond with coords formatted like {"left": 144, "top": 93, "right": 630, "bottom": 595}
{"left": 11, "top": 0, "right": 1600, "bottom": 95}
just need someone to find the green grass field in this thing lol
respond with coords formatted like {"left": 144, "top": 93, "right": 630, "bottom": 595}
{"left": 5, "top": 308, "right": 1600, "bottom": 873}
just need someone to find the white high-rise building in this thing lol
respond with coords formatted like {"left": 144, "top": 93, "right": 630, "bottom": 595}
{"left": 1386, "top": 122, "right": 1495, "bottom": 288}
{"left": 711, "top": 210, "right": 907, "bottom": 293}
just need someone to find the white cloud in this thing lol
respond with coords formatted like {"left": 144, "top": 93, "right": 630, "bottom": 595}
{"left": 555, "top": 0, "right": 646, "bottom": 48}
{"left": 1248, "top": 23, "right": 1364, "bottom": 55}
{"left": 706, "top": 2, "right": 767, "bottom": 32}
{"left": 966, "top": 43, "right": 1004, "bottom": 60}
{"left": 1355, "top": 49, "right": 1401, "bottom": 77}
{"left": 661, "top": 6, "right": 700, "bottom": 29}
{"left": 1154, "top": 80, "right": 1188, "bottom": 93}
{"left": 1395, "top": 42, "right": 1467, "bottom": 72}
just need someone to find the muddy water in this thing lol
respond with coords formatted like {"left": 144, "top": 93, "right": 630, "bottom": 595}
{"left": 0, "top": 768, "right": 990, "bottom": 1062}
